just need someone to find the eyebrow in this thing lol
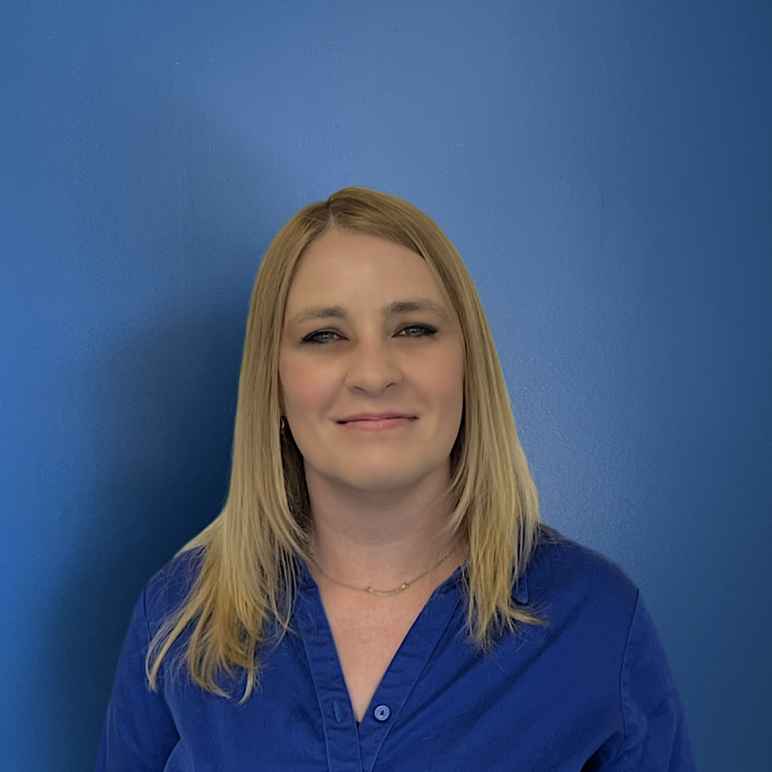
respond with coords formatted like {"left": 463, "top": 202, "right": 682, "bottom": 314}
{"left": 289, "top": 297, "right": 451, "bottom": 325}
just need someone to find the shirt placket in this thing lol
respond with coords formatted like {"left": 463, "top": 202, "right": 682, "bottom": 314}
{"left": 295, "top": 588, "right": 363, "bottom": 772}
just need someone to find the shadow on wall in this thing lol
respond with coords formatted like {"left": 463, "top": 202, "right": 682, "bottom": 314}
{"left": 39, "top": 91, "right": 297, "bottom": 770}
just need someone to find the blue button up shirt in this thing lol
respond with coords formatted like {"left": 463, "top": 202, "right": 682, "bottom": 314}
{"left": 96, "top": 527, "right": 696, "bottom": 770}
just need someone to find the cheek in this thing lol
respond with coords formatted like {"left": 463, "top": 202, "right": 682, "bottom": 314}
{"left": 279, "top": 354, "right": 334, "bottom": 410}
{"left": 423, "top": 350, "right": 464, "bottom": 401}
{"left": 436, "top": 357, "right": 465, "bottom": 428}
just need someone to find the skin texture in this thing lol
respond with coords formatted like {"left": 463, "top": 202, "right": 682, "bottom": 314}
{"left": 278, "top": 226, "right": 468, "bottom": 594}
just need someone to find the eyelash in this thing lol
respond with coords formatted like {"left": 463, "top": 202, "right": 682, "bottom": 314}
{"left": 301, "top": 324, "right": 438, "bottom": 345}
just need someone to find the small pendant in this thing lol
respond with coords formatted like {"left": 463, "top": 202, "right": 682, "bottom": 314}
{"left": 365, "top": 582, "right": 410, "bottom": 597}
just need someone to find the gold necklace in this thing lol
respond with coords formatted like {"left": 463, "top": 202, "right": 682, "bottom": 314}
{"left": 309, "top": 544, "right": 458, "bottom": 597}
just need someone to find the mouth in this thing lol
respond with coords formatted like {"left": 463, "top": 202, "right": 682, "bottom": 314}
{"left": 337, "top": 417, "right": 417, "bottom": 431}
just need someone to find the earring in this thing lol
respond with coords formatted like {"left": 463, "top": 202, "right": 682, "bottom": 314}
{"left": 280, "top": 416, "right": 287, "bottom": 434}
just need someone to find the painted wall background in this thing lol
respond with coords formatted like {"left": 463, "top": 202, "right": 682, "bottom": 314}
{"left": 2, "top": 2, "right": 769, "bottom": 769}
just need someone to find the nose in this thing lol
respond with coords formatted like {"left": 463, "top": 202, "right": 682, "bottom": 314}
{"left": 343, "top": 337, "right": 403, "bottom": 393}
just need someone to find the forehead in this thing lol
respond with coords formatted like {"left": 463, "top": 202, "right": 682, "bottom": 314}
{"left": 286, "top": 229, "right": 446, "bottom": 306}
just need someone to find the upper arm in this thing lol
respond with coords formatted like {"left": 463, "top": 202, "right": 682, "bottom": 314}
{"left": 95, "top": 587, "right": 180, "bottom": 772}
{"left": 591, "top": 589, "right": 697, "bottom": 771}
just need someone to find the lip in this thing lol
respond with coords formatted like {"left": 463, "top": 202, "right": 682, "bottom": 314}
{"left": 338, "top": 412, "right": 416, "bottom": 422}
{"left": 338, "top": 417, "right": 417, "bottom": 431}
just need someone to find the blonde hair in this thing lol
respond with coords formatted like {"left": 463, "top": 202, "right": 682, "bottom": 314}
{"left": 146, "top": 185, "right": 552, "bottom": 703}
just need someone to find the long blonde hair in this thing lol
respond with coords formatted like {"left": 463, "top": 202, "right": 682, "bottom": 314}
{"left": 146, "top": 185, "right": 551, "bottom": 703}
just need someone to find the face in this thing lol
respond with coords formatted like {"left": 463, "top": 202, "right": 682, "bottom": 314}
{"left": 278, "top": 227, "right": 465, "bottom": 495}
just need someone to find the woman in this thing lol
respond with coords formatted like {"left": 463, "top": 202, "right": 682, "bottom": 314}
{"left": 96, "top": 186, "right": 696, "bottom": 770}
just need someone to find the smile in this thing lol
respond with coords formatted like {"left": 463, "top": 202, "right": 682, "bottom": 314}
{"left": 338, "top": 417, "right": 417, "bottom": 431}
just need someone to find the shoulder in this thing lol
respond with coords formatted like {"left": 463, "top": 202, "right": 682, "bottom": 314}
{"left": 526, "top": 522, "right": 640, "bottom": 631}
{"left": 523, "top": 525, "right": 697, "bottom": 767}
{"left": 141, "top": 546, "right": 207, "bottom": 637}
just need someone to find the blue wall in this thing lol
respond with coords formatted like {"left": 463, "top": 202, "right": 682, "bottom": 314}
{"left": 2, "top": 2, "right": 769, "bottom": 769}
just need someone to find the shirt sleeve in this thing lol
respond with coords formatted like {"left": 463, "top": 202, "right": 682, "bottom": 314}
{"left": 595, "top": 589, "right": 698, "bottom": 771}
{"left": 95, "top": 586, "right": 180, "bottom": 771}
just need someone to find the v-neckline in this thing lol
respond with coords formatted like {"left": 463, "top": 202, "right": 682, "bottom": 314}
{"left": 294, "top": 556, "right": 466, "bottom": 741}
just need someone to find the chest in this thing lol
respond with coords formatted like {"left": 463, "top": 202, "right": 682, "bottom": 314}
{"left": 320, "top": 593, "right": 430, "bottom": 724}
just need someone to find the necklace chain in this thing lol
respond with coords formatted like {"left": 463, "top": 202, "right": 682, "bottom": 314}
{"left": 309, "top": 544, "right": 458, "bottom": 597}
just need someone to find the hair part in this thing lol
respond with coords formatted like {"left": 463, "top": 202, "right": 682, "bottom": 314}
{"left": 145, "top": 186, "right": 551, "bottom": 703}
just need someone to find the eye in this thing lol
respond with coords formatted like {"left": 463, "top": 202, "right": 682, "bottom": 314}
{"left": 301, "top": 324, "right": 438, "bottom": 345}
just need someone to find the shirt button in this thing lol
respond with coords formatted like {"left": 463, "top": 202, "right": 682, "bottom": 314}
{"left": 373, "top": 704, "right": 391, "bottom": 722}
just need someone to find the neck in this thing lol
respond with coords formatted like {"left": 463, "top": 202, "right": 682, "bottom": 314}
{"left": 310, "top": 537, "right": 464, "bottom": 595}
{"left": 302, "top": 461, "right": 467, "bottom": 592}
{"left": 306, "top": 502, "right": 467, "bottom": 593}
